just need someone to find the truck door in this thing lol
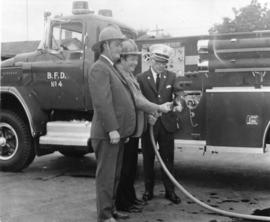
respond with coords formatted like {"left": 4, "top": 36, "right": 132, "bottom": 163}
{"left": 31, "top": 20, "right": 85, "bottom": 110}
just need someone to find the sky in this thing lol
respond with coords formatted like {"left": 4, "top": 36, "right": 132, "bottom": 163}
{"left": 1, "top": 0, "right": 269, "bottom": 42}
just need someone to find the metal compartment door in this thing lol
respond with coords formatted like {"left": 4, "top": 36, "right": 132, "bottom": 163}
{"left": 206, "top": 87, "right": 264, "bottom": 148}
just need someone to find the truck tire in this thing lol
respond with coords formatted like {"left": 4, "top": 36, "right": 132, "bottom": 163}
{"left": 0, "top": 110, "right": 34, "bottom": 171}
{"left": 24, "top": 142, "right": 36, "bottom": 167}
{"left": 59, "top": 149, "right": 88, "bottom": 158}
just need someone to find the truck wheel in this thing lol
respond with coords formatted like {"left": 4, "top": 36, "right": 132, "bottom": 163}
{"left": 59, "top": 149, "right": 88, "bottom": 158}
{"left": 0, "top": 110, "right": 34, "bottom": 171}
{"left": 24, "top": 142, "right": 36, "bottom": 167}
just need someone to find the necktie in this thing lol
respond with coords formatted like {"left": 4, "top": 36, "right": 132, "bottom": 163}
{"left": 156, "top": 73, "right": 160, "bottom": 90}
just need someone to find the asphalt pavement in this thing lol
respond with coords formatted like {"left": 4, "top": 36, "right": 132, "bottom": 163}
{"left": 0, "top": 148, "right": 270, "bottom": 222}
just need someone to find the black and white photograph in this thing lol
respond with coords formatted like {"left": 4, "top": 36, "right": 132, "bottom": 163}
{"left": 1, "top": 0, "right": 270, "bottom": 221}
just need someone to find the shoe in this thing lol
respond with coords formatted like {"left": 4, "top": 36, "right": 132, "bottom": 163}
{"left": 103, "top": 217, "right": 117, "bottom": 222}
{"left": 133, "top": 198, "right": 147, "bottom": 206}
{"left": 142, "top": 190, "right": 153, "bottom": 201}
{"left": 165, "top": 191, "right": 181, "bottom": 204}
{"left": 112, "top": 211, "right": 130, "bottom": 220}
{"left": 118, "top": 205, "right": 142, "bottom": 213}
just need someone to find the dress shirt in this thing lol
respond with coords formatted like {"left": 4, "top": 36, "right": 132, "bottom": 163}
{"left": 151, "top": 67, "right": 160, "bottom": 83}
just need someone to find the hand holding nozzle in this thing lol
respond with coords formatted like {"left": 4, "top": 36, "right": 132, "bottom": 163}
{"left": 172, "top": 101, "right": 183, "bottom": 112}
{"left": 158, "top": 102, "right": 173, "bottom": 113}
{"left": 172, "top": 93, "right": 185, "bottom": 113}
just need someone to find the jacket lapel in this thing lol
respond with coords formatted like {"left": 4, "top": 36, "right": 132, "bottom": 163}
{"left": 99, "top": 56, "right": 128, "bottom": 87}
{"left": 146, "top": 69, "right": 157, "bottom": 94}
{"left": 112, "top": 65, "right": 129, "bottom": 87}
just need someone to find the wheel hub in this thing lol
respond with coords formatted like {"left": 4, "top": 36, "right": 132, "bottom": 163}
{"left": 0, "top": 137, "right": 7, "bottom": 146}
{"left": 0, "top": 123, "right": 18, "bottom": 160}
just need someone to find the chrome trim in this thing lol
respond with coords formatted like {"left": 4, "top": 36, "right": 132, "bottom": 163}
{"left": 206, "top": 86, "right": 270, "bottom": 93}
{"left": 0, "top": 123, "right": 19, "bottom": 160}
{"left": 198, "top": 60, "right": 209, "bottom": 70}
{"left": 262, "top": 121, "right": 270, "bottom": 153}
{"left": 206, "top": 146, "right": 263, "bottom": 154}
{"left": 174, "top": 140, "right": 264, "bottom": 154}
{"left": 0, "top": 87, "right": 35, "bottom": 136}
{"left": 174, "top": 140, "right": 206, "bottom": 152}
{"left": 215, "top": 67, "right": 270, "bottom": 73}
{"left": 183, "top": 90, "right": 202, "bottom": 95}
{"left": 39, "top": 121, "right": 91, "bottom": 146}
{"left": 39, "top": 136, "right": 89, "bottom": 146}
{"left": 216, "top": 47, "right": 270, "bottom": 53}
{"left": 175, "top": 139, "right": 206, "bottom": 147}
{"left": 197, "top": 39, "right": 209, "bottom": 53}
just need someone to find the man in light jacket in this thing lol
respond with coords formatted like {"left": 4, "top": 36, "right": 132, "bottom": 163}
{"left": 114, "top": 39, "right": 172, "bottom": 213}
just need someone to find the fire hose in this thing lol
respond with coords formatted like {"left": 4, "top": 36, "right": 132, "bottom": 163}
{"left": 149, "top": 126, "right": 270, "bottom": 221}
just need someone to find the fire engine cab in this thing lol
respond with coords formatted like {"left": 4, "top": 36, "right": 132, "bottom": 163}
{"left": 0, "top": 1, "right": 136, "bottom": 171}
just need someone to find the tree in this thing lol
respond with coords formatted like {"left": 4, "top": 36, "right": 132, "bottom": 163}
{"left": 209, "top": 0, "right": 270, "bottom": 34}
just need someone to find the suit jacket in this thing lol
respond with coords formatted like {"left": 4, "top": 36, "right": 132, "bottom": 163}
{"left": 137, "top": 68, "right": 178, "bottom": 133}
{"left": 115, "top": 63, "right": 159, "bottom": 137}
{"left": 88, "top": 56, "right": 136, "bottom": 139}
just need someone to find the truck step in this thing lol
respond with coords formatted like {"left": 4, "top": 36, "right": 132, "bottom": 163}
{"left": 39, "top": 121, "right": 91, "bottom": 146}
{"left": 175, "top": 139, "right": 206, "bottom": 148}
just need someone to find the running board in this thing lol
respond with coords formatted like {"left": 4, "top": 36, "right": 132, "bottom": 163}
{"left": 207, "top": 145, "right": 263, "bottom": 154}
{"left": 175, "top": 139, "right": 206, "bottom": 151}
{"left": 39, "top": 121, "right": 91, "bottom": 146}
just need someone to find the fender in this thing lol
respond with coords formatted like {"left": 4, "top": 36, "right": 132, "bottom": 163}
{"left": 0, "top": 86, "right": 48, "bottom": 137}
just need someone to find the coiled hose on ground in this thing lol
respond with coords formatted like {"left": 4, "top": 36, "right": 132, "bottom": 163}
{"left": 149, "top": 126, "right": 270, "bottom": 221}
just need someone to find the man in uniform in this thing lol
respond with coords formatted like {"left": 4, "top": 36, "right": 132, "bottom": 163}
{"left": 137, "top": 44, "right": 181, "bottom": 204}
{"left": 89, "top": 25, "right": 136, "bottom": 222}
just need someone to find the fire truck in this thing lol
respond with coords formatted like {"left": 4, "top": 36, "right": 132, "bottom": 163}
{"left": 1, "top": 1, "right": 270, "bottom": 172}
{"left": 137, "top": 31, "right": 270, "bottom": 154}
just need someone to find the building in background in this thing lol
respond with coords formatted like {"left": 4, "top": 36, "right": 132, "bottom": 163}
{"left": 1, "top": 41, "right": 40, "bottom": 60}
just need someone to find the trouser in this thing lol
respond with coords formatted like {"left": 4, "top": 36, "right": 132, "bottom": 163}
{"left": 141, "top": 119, "right": 175, "bottom": 193}
{"left": 116, "top": 137, "right": 139, "bottom": 209}
{"left": 91, "top": 139, "right": 124, "bottom": 222}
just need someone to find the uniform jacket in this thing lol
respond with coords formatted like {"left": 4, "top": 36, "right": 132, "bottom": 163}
{"left": 88, "top": 56, "right": 136, "bottom": 139}
{"left": 137, "top": 68, "right": 178, "bottom": 133}
{"left": 115, "top": 63, "right": 159, "bottom": 137}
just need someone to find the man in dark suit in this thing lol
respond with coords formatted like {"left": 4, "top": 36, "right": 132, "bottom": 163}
{"left": 89, "top": 25, "right": 136, "bottom": 222}
{"left": 137, "top": 44, "right": 181, "bottom": 204}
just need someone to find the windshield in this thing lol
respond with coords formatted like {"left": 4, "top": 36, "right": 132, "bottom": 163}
{"left": 38, "top": 18, "right": 83, "bottom": 51}
{"left": 50, "top": 22, "right": 83, "bottom": 51}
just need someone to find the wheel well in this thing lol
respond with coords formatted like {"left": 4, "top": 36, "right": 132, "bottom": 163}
{"left": 1, "top": 93, "right": 29, "bottom": 125}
